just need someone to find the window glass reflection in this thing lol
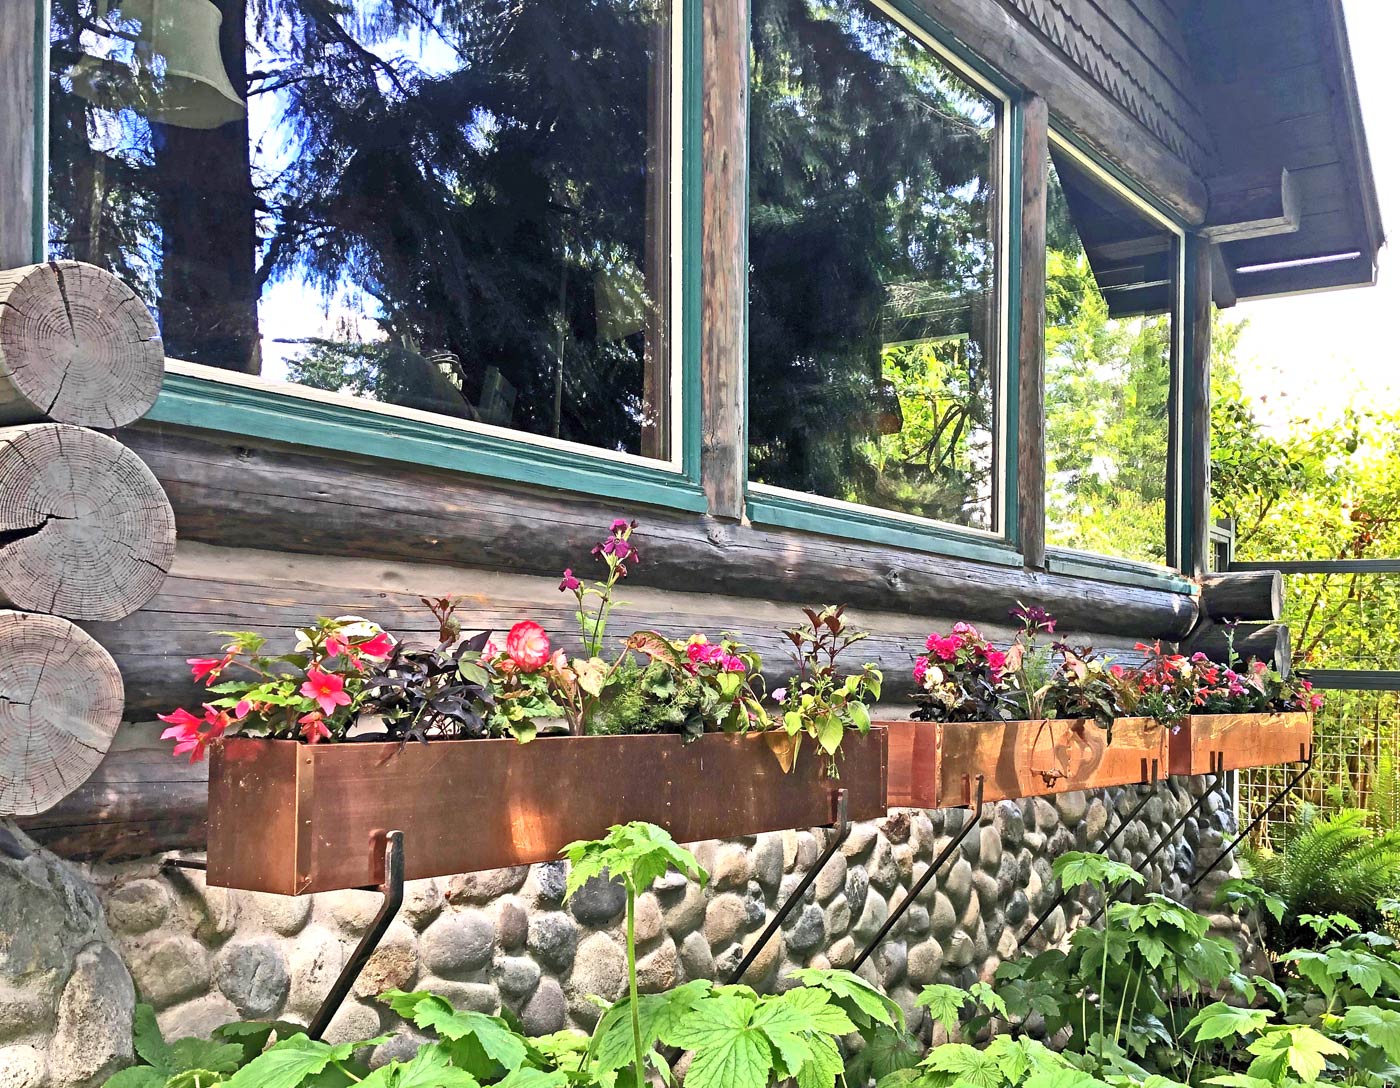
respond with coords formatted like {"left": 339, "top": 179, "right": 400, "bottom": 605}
{"left": 747, "top": 0, "right": 1002, "bottom": 530}
{"left": 49, "top": 0, "right": 676, "bottom": 459}
{"left": 1044, "top": 148, "right": 1177, "bottom": 565}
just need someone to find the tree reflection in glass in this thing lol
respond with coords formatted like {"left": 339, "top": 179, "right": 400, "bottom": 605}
{"left": 747, "top": 0, "right": 1002, "bottom": 530}
{"left": 48, "top": 0, "right": 676, "bottom": 459}
{"left": 1043, "top": 149, "right": 1177, "bottom": 566}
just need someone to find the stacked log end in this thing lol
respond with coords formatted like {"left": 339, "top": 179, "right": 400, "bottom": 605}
{"left": 0, "top": 261, "right": 164, "bottom": 428}
{"left": 0, "top": 610, "right": 124, "bottom": 816}
{"left": 0, "top": 261, "right": 171, "bottom": 819}
{"left": 1186, "top": 569, "right": 1292, "bottom": 677}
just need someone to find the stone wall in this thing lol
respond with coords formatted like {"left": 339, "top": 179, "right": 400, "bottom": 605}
{"left": 0, "top": 778, "right": 1257, "bottom": 1087}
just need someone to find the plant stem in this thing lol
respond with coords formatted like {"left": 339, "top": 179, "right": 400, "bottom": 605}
{"left": 626, "top": 881, "right": 645, "bottom": 1088}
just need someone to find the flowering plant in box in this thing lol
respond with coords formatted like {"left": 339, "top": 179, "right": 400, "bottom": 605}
{"left": 911, "top": 620, "right": 1015, "bottom": 723}
{"left": 770, "top": 606, "right": 882, "bottom": 772}
{"left": 158, "top": 617, "right": 397, "bottom": 761}
{"left": 625, "top": 631, "right": 769, "bottom": 739}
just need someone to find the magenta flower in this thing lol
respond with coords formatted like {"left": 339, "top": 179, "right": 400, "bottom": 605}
{"left": 559, "top": 568, "right": 581, "bottom": 592}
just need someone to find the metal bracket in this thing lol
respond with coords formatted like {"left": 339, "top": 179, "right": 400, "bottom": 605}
{"left": 1084, "top": 753, "right": 1226, "bottom": 928}
{"left": 727, "top": 790, "right": 848, "bottom": 984}
{"left": 851, "top": 776, "right": 986, "bottom": 972}
{"left": 1187, "top": 748, "right": 1313, "bottom": 894}
{"left": 1018, "top": 764, "right": 1160, "bottom": 949}
{"left": 307, "top": 830, "right": 406, "bottom": 1040}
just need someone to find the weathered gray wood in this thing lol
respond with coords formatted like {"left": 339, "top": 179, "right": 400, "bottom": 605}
{"left": 1018, "top": 96, "right": 1049, "bottom": 571}
{"left": 0, "top": 262, "right": 165, "bottom": 427}
{"left": 1202, "top": 169, "right": 1300, "bottom": 243}
{"left": 0, "top": 610, "right": 125, "bottom": 817}
{"left": 700, "top": 0, "right": 747, "bottom": 519}
{"left": 1199, "top": 570, "right": 1283, "bottom": 623}
{"left": 0, "top": 423, "right": 177, "bottom": 621}
{"left": 0, "top": 6, "right": 35, "bottom": 269}
{"left": 914, "top": 0, "right": 1208, "bottom": 223}
{"left": 118, "top": 425, "right": 1200, "bottom": 640}
{"left": 1185, "top": 236, "right": 1212, "bottom": 578}
{"left": 16, "top": 720, "right": 208, "bottom": 859}
{"left": 1183, "top": 620, "right": 1292, "bottom": 679}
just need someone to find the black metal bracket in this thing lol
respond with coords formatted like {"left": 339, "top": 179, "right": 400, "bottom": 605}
{"left": 851, "top": 776, "right": 986, "bottom": 972}
{"left": 308, "top": 830, "right": 406, "bottom": 1040}
{"left": 1018, "top": 764, "right": 1161, "bottom": 949}
{"left": 1187, "top": 748, "right": 1313, "bottom": 894}
{"left": 727, "top": 790, "right": 849, "bottom": 984}
{"left": 1084, "top": 753, "right": 1226, "bottom": 928}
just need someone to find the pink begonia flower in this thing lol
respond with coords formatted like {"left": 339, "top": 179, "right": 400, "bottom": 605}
{"left": 913, "top": 658, "right": 929, "bottom": 686}
{"left": 301, "top": 667, "right": 351, "bottom": 716}
{"left": 188, "top": 655, "right": 232, "bottom": 684}
{"left": 559, "top": 568, "right": 582, "bottom": 592}
{"left": 299, "top": 712, "right": 332, "bottom": 744}
{"left": 506, "top": 621, "right": 551, "bottom": 672}
{"left": 480, "top": 638, "right": 500, "bottom": 661}
{"left": 159, "top": 706, "right": 229, "bottom": 763}
{"left": 357, "top": 631, "right": 395, "bottom": 660}
{"left": 984, "top": 649, "right": 1007, "bottom": 672}
{"left": 951, "top": 621, "right": 981, "bottom": 639}
{"left": 925, "top": 634, "right": 961, "bottom": 662}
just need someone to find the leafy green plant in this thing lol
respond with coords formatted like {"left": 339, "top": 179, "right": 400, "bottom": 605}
{"left": 1246, "top": 807, "right": 1400, "bottom": 950}
{"left": 772, "top": 605, "right": 882, "bottom": 772}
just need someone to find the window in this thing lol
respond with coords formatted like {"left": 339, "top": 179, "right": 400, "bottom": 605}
{"left": 1043, "top": 141, "right": 1180, "bottom": 566}
{"left": 746, "top": 0, "right": 1005, "bottom": 533}
{"left": 48, "top": 0, "right": 680, "bottom": 463}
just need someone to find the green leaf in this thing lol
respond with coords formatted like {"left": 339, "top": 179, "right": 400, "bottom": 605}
{"left": 132, "top": 1005, "right": 173, "bottom": 1071}
{"left": 163, "top": 1071, "right": 228, "bottom": 1088}
{"left": 224, "top": 1036, "right": 344, "bottom": 1088}
{"left": 1185, "top": 1001, "right": 1272, "bottom": 1043}
{"left": 847, "top": 700, "right": 871, "bottom": 733}
{"left": 1341, "top": 1006, "right": 1400, "bottom": 1065}
{"left": 103, "top": 1070, "right": 166, "bottom": 1088}
{"left": 914, "top": 985, "right": 971, "bottom": 1033}
{"left": 794, "top": 1033, "right": 844, "bottom": 1088}
{"left": 922, "top": 1043, "right": 1007, "bottom": 1088}
{"left": 359, "top": 1043, "right": 481, "bottom": 1088}
{"left": 969, "top": 982, "right": 1009, "bottom": 1021}
{"left": 1246, "top": 1025, "right": 1349, "bottom": 1084}
{"left": 378, "top": 993, "right": 524, "bottom": 1074}
{"left": 589, "top": 981, "right": 712, "bottom": 1074}
{"left": 495, "top": 1070, "right": 571, "bottom": 1088}
{"left": 211, "top": 1021, "right": 305, "bottom": 1067}
{"left": 562, "top": 822, "right": 707, "bottom": 898}
{"left": 787, "top": 969, "right": 902, "bottom": 1030}
{"left": 660, "top": 994, "right": 772, "bottom": 1088}
{"left": 817, "top": 713, "right": 843, "bottom": 755}
{"left": 1052, "top": 852, "right": 1144, "bottom": 891}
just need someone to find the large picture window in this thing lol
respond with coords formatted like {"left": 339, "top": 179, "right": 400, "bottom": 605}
{"left": 746, "top": 0, "right": 1004, "bottom": 532}
{"left": 48, "top": 0, "right": 679, "bottom": 463}
{"left": 1043, "top": 142, "right": 1180, "bottom": 566}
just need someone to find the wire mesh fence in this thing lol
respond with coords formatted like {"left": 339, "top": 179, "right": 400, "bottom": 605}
{"left": 1237, "top": 688, "right": 1400, "bottom": 850}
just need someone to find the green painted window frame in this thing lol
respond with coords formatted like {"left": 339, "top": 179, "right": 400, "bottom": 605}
{"left": 741, "top": 0, "right": 1026, "bottom": 566}
{"left": 32, "top": 0, "right": 707, "bottom": 513}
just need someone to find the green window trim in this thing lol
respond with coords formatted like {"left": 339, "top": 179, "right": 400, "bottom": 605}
{"left": 150, "top": 368, "right": 710, "bottom": 513}
{"left": 1044, "top": 548, "right": 1197, "bottom": 595}
{"left": 36, "top": 0, "right": 706, "bottom": 513}
{"left": 746, "top": 488, "right": 1025, "bottom": 568}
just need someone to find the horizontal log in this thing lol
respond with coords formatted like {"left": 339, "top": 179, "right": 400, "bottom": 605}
{"left": 1183, "top": 621, "right": 1292, "bottom": 679}
{"left": 118, "top": 425, "right": 1199, "bottom": 641}
{"left": 1198, "top": 570, "right": 1283, "bottom": 622}
{"left": 0, "top": 261, "right": 164, "bottom": 428}
{"left": 16, "top": 721, "right": 207, "bottom": 858}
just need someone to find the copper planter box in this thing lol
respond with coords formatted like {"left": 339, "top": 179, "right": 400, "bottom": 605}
{"left": 886, "top": 717, "right": 1167, "bottom": 809}
{"left": 1168, "top": 712, "right": 1314, "bottom": 776}
{"left": 207, "top": 729, "right": 888, "bottom": 895}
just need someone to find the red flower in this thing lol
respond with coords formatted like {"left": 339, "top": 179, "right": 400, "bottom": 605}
{"left": 301, "top": 667, "right": 351, "bottom": 715}
{"left": 506, "top": 621, "right": 551, "bottom": 672}
{"left": 159, "top": 705, "right": 228, "bottom": 763}
{"left": 298, "top": 712, "right": 332, "bottom": 744}
{"left": 188, "top": 654, "right": 233, "bottom": 685}
{"left": 357, "top": 631, "right": 395, "bottom": 660}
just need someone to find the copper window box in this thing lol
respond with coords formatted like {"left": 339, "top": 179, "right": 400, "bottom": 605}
{"left": 1168, "top": 712, "right": 1314, "bottom": 776}
{"left": 885, "top": 717, "right": 1167, "bottom": 809}
{"left": 207, "top": 729, "right": 888, "bottom": 895}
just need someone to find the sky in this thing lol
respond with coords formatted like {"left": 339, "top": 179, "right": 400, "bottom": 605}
{"left": 1232, "top": 0, "right": 1398, "bottom": 433}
